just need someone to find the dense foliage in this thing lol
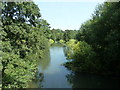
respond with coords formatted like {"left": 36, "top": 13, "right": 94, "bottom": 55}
{"left": 1, "top": 1, "right": 120, "bottom": 88}
{"left": 1, "top": 1, "right": 50, "bottom": 88}
{"left": 65, "top": 2, "right": 120, "bottom": 76}
{"left": 44, "top": 29, "right": 78, "bottom": 45}
{"left": 64, "top": 41, "right": 96, "bottom": 72}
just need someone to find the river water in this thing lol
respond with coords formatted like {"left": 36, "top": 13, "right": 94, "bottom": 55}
{"left": 28, "top": 45, "right": 120, "bottom": 88}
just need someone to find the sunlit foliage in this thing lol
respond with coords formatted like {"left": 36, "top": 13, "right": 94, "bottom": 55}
{"left": 65, "top": 2, "right": 120, "bottom": 75}
{"left": 1, "top": 1, "right": 50, "bottom": 88}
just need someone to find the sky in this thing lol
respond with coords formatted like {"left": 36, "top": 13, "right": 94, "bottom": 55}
{"left": 33, "top": 0, "right": 104, "bottom": 30}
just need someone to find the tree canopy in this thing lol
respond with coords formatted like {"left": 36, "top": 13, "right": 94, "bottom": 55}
{"left": 65, "top": 2, "right": 120, "bottom": 75}
{"left": 1, "top": 1, "right": 50, "bottom": 88}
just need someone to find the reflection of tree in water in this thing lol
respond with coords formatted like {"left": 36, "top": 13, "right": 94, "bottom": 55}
{"left": 0, "top": 71, "right": 1, "bottom": 88}
{"left": 38, "top": 73, "right": 44, "bottom": 88}
{"left": 63, "top": 46, "right": 68, "bottom": 57}
{"left": 66, "top": 72, "right": 83, "bottom": 88}
{"left": 39, "top": 50, "right": 51, "bottom": 71}
{"left": 63, "top": 46, "right": 73, "bottom": 60}
{"left": 28, "top": 72, "right": 44, "bottom": 88}
{"left": 66, "top": 72, "right": 102, "bottom": 88}
{"left": 66, "top": 72, "right": 120, "bottom": 88}
{"left": 28, "top": 50, "right": 50, "bottom": 88}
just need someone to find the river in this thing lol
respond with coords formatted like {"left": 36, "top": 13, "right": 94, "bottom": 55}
{"left": 28, "top": 45, "right": 120, "bottom": 88}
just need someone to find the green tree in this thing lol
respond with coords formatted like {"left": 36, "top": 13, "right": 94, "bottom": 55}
{"left": 1, "top": 1, "right": 50, "bottom": 88}
{"left": 66, "top": 2, "right": 120, "bottom": 75}
{"left": 64, "top": 30, "right": 78, "bottom": 41}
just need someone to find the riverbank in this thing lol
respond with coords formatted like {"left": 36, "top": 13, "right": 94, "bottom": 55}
{"left": 28, "top": 45, "right": 120, "bottom": 88}
{"left": 64, "top": 61, "right": 120, "bottom": 79}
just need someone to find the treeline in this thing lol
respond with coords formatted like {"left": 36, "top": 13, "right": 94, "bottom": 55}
{"left": 1, "top": 1, "right": 50, "bottom": 88}
{"left": 1, "top": 1, "right": 120, "bottom": 88}
{"left": 44, "top": 29, "right": 78, "bottom": 45}
{"left": 64, "top": 2, "right": 120, "bottom": 76}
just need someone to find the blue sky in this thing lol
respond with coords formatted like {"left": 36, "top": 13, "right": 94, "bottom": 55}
{"left": 33, "top": 1, "right": 104, "bottom": 30}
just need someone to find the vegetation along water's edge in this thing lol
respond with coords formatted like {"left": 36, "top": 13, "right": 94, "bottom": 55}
{"left": 1, "top": 1, "right": 120, "bottom": 88}
{"left": 1, "top": 1, "right": 50, "bottom": 88}
{"left": 63, "top": 2, "right": 120, "bottom": 77}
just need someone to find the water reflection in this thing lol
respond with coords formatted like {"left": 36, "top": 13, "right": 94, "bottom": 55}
{"left": 28, "top": 49, "right": 50, "bottom": 88}
{"left": 39, "top": 45, "right": 71, "bottom": 88}
{"left": 38, "top": 51, "right": 51, "bottom": 71}
{"left": 28, "top": 72, "right": 44, "bottom": 88}
{"left": 66, "top": 72, "right": 120, "bottom": 88}
{"left": 28, "top": 45, "right": 120, "bottom": 88}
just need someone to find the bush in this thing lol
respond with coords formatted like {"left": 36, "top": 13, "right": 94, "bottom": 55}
{"left": 64, "top": 39, "right": 77, "bottom": 59}
{"left": 59, "top": 39, "right": 65, "bottom": 44}
{"left": 49, "top": 39, "right": 54, "bottom": 45}
{"left": 65, "top": 41, "right": 97, "bottom": 72}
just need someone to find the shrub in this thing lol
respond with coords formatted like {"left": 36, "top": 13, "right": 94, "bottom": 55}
{"left": 49, "top": 39, "right": 54, "bottom": 45}
{"left": 59, "top": 39, "right": 65, "bottom": 44}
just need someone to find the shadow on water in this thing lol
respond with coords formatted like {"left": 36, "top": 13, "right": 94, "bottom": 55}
{"left": 66, "top": 71, "right": 120, "bottom": 88}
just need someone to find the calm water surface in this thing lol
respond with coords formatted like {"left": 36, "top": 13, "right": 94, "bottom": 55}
{"left": 28, "top": 45, "right": 120, "bottom": 88}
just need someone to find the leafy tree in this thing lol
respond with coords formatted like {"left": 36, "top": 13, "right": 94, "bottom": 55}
{"left": 1, "top": 1, "right": 50, "bottom": 88}
{"left": 64, "top": 30, "right": 78, "bottom": 41}
{"left": 44, "top": 28, "right": 78, "bottom": 43}
{"left": 65, "top": 2, "right": 120, "bottom": 75}
{"left": 59, "top": 39, "right": 65, "bottom": 44}
{"left": 64, "top": 41, "right": 96, "bottom": 72}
